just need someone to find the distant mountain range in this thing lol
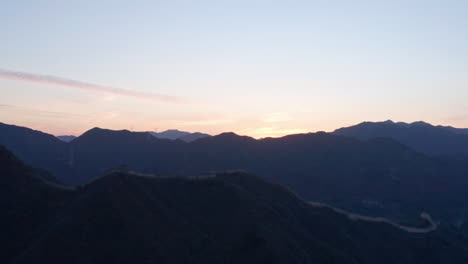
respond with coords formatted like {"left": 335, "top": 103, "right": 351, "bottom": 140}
{"left": 57, "top": 129, "right": 210, "bottom": 143}
{"left": 2, "top": 146, "right": 467, "bottom": 264}
{"left": 148, "top": 129, "right": 211, "bottom": 142}
{"left": 334, "top": 120, "right": 468, "bottom": 156}
{"left": 57, "top": 135, "right": 77, "bottom": 142}
{"left": 1, "top": 121, "right": 468, "bottom": 228}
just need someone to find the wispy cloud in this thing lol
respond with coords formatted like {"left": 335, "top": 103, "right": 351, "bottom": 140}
{"left": 0, "top": 68, "right": 185, "bottom": 103}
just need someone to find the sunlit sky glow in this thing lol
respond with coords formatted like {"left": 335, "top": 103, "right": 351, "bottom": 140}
{"left": 1, "top": 0, "right": 467, "bottom": 138}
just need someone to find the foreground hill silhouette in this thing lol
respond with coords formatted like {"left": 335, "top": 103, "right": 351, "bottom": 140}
{"left": 1, "top": 122, "right": 467, "bottom": 226}
{"left": 334, "top": 120, "right": 468, "bottom": 156}
{"left": 1, "top": 146, "right": 467, "bottom": 263}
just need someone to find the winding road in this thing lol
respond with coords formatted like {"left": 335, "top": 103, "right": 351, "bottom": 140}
{"left": 308, "top": 201, "right": 437, "bottom": 233}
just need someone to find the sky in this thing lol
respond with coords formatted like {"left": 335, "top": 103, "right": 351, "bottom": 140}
{"left": 1, "top": 0, "right": 467, "bottom": 138}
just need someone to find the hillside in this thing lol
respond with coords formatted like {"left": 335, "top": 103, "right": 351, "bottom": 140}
{"left": 1, "top": 146, "right": 467, "bottom": 263}
{"left": 148, "top": 129, "right": 211, "bottom": 142}
{"left": 333, "top": 120, "right": 468, "bottom": 156}
{"left": 1, "top": 123, "right": 468, "bottom": 225}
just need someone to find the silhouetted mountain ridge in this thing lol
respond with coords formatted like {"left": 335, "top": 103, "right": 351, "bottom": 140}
{"left": 334, "top": 120, "right": 468, "bottom": 156}
{"left": 149, "top": 129, "right": 211, "bottom": 142}
{"left": 1, "top": 147, "right": 467, "bottom": 263}
{"left": 1, "top": 122, "right": 468, "bottom": 226}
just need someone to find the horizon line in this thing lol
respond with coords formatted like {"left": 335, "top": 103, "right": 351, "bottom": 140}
{"left": 1, "top": 120, "right": 465, "bottom": 140}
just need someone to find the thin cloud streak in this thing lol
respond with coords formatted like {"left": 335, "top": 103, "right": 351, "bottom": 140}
{"left": 0, "top": 68, "right": 185, "bottom": 103}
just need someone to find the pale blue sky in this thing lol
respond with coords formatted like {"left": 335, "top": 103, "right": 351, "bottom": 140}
{"left": 1, "top": 0, "right": 467, "bottom": 137}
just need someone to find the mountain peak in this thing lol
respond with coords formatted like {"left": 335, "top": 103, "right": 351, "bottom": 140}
{"left": 164, "top": 129, "right": 183, "bottom": 132}
{"left": 81, "top": 127, "right": 132, "bottom": 136}
{"left": 410, "top": 121, "right": 432, "bottom": 127}
{"left": 214, "top": 132, "right": 255, "bottom": 141}
{"left": 217, "top": 132, "right": 240, "bottom": 137}
{"left": 82, "top": 127, "right": 106, "bottom": 135}
{"left": 149, "top": 129, "right": 211, "bottom": 142}
{"left": 333, "top": 120, "right": 468, "bottom": 156}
